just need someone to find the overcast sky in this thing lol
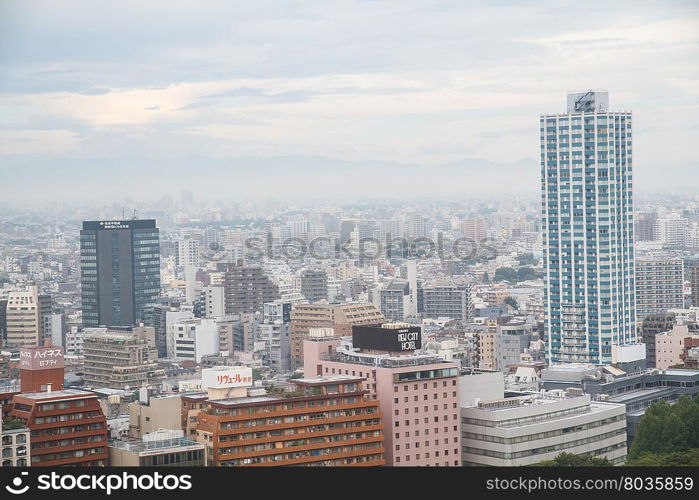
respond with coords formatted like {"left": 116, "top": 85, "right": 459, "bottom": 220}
{"left": 1, "top": 0, "right": 698, "bottom": 202}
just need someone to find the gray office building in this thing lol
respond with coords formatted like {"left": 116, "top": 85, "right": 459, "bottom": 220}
{"left": 423, "top": 285, "right": 473, "bottom": 320}
{"left": 635, "top": 259, "right": 684, "bottom": 320}
{"left": 300, "top": 270, "right": 328, "bottom": 303}
{"left": 80, "top": 220, "right": 161, "bottom": 328}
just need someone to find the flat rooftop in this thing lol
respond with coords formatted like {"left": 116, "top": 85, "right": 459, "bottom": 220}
{"left": 293, "top": 375, "right": 364, "bottom": 385}
{"left": 18, "top": 388, "right": 97, "bottom": 400}
{"left": 109, "top": 437, "right": 203, "bottom": 453}
{"left": 209, "top": 395, "right": 281, "bottom": 407}
{"left": 607, "top": 387, "right": 673, "bottom": 403}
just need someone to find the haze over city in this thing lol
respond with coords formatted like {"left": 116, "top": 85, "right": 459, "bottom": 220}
{"left": 1, "top": 0, "right": 699, "bottom": 481}
{"left": 1, "top": 0, "right": 699, "bottom": 204}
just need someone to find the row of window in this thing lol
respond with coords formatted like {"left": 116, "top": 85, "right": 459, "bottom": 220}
{"left": 219, "top": 408, "right": 376, "bottom": 429}
{"left": 31, "top": 447, "right": 105, "bottom": 463}
{"left": 462, "top": 405, "right": 590, "bottom": 428}
{"left": 463, "top": 429, "right": 625, "bottom": 459}
{"left": 219, "top": 442, "right": 382, "bottom": 464}
{"left": 221, "top": 431, "right": 382, "bottom": 454}
{"left": 395, "top": 414, "right": 458, "bottom": 427}
{"left": 217, "top": 419, "right": 381, "bottom": 442}
{"left": 462, "top": 414, "right": 625, "bottom": 444}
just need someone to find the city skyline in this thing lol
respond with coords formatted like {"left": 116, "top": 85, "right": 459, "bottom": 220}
{"left": 1, "top": 0, "right": 699, "bottom": 476}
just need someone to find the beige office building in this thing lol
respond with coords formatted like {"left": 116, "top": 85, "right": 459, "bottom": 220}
{"left": 6, "top": 287, "right": 40, "bottom": 348}
{"left": 82, "top": 326, "right": 165, "bottom": 389}
{"left": 290, "top": 302, "right": 384, "bottom": 369}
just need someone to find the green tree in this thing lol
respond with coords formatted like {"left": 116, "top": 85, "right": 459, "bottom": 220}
{"left": 494, "top": 267, "right": 518, "bottom": 282}
{"left": 533, "top": 452, "right": 612, "bottom": 467}
{"left": 504, "top": 296, "right": 519, "bottom": 310}
{"left": 516, "top": 267, "right": 539, "bottom": 281}
{"left": 628, "top": 400, "right": 690, "bottom": 459}
{"left": 672, "top": 395, "right": 699, "bottom": 448}
{"left": 482, "top": 272, "right": 490, "bottom": 283}
{"left": 625, "top": 448, "right": 699, "bottom": 467}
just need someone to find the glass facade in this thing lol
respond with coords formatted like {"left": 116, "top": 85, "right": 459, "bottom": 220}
{"left": 80, "top": 220, "right": 161, "bottom": 328}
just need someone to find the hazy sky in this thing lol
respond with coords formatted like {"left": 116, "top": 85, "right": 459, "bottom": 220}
{"left": 1, "top": 0, "right": 698, "bottom": 201}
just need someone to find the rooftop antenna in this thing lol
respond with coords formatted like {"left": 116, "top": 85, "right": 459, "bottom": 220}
{"left": 122, "top": 207, "right": 125, "bottom": 219}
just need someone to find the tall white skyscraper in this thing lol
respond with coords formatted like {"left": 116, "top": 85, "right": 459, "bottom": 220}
{"left": 541, "top": 91, "right": 643, "bottom": 366}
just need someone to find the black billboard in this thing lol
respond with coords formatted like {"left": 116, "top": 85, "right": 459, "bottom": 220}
{"left": 82, "top": 220, "right": 157, "bottom": 231}
{"left": 352, "top": 325, "right": 422, "bottom": 352}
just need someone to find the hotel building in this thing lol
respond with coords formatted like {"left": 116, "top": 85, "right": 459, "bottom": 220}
{"left": 304, "top": 324, "right": 461, "bottom": 466}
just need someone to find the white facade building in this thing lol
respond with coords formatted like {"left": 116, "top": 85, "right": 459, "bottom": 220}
{"left": 461, "top": 392, "right": 627, "bottom": 466}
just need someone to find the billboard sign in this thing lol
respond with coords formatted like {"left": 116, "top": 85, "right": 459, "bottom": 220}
{"left": 20, "top": 346, "right": 65, "bottom": 370}
{"left": 352, "top": 326, "right": 422, "bottom": 352}
{"left": 202, "top": 366, "right": 253, "bottom": 389}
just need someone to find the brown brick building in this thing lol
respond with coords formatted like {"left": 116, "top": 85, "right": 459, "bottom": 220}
{"left": 10, "top": 389, "right": 108, "bottom": 466}
{"left": 194, "top": 376, "right": 385, "bottom": 466}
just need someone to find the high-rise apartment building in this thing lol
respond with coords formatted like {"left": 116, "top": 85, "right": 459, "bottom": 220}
{"left": 423, "top": 285, "right": 473, "bottom": 321}
{"left": 690, "top": 264, "right": 699, "bottom": 308}
{"left": 656, "top": 213, "right": 688, "bottom": 247}
{"left": 80, "top": 220, "right": 161, "bottom": 329}
{"left": 635, "top": 259, "right": 684, "bottom": 320}
{"left": 641, "top": 312, "right": 676, "bottom": 368}
{"left": 461, "top": 217, "right": 487, "bottom": 242}
{"left": 380, "top": 281, "right": 411, "bottom": 321}
{"left": 541, "top": 91, "right": 642, "bottom": 365}
{"left": 223, "top": 265, "right": 280, "bottom": 315}
{"left": 6, "top": 287, "right": 41, "bottom": 348}
{"left": 300, "top": 269, "right": 328, "bottom": 303}
{"left": 175, "top": 238, "right": 200, "bottom": 269}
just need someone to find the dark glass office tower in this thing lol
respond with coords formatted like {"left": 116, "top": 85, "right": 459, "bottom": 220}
{"left": 80, "top": 220, "right": 161, "bottom": 328}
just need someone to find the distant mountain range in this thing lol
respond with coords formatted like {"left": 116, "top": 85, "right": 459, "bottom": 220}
{"left": 0, "top": 154, "right": 695, "bottom": 204}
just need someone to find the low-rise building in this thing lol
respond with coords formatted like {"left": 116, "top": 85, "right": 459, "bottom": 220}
{"left": 1, "top": 425, "right": 30, "bottom": 467}
{"left": 109, "top": 429, "right": 205, "bottom": 466}
{"left": 461, "top": 391, "right": 627, "bottom": 466}
{"left": 655, "top": 324, "right": 699, "bottom": 370}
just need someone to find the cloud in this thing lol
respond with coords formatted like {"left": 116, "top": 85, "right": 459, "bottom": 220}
{"left": 0, "top": 0, "right": 697, "bottom": 195}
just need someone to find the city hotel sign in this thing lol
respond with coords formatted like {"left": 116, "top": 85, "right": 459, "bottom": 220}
{"left": 352, "top": 325, "right": 422, "bottom": 352}
{"left": 397, "top": 329, "right": 420, "bottom": 351}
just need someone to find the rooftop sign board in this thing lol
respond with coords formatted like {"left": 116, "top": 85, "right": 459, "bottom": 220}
{"left": 20, "top": 346, "right": 65, "bottom": 370}
{"left": 352, "top": 325, "right": 422, "bottom": 352}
